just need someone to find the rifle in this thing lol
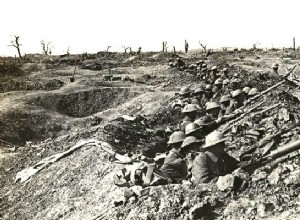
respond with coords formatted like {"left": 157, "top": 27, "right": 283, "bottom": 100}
{"left": 242, "top": 65, "right": 297, "bottom": 108}
{"left": 240, "top": 122, "right": 300, "bottom": 161}
{"left": 240, "top": 139, "right": 300, "bottom": 173}
{"left": 222, "top": 101, "right": 265, "bottom": 133}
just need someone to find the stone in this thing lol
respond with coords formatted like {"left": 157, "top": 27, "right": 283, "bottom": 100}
{"left": 268, "top": 168, "right": 281, "bottom": 185}
{"left": 123, "top": 188, "right": 136, "bottom": 199}
{"left": 217, "top": 174, "right": 239, "bottom": 191}
{"left": 284, "top": 169, "right": 300, "bottom": 185}
{"left": 252, "top": 170, "right": 268, "bottom": 182}
{"left": 257, "top": 203, "right": 275, "bottom": 218}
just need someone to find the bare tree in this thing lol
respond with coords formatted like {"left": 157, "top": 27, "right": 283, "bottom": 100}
{"left": 162, "top": 41, "right": 167, "bottom": 52}
{"left": 173, "top": 46, "right": 176, "bottom": 54}
{"left": 8, "top": 35, "right": 22, "bottom": 59}
{"left": 199, "top": 41, "right": 207, "bottom": 53}
{"left": 293, "top": 37, "right": 296, "bottom": 51}
{"left": 185, "top": 40, "right": 189, "bottom": 53}
{"left": 122, "top": 46, "right": 129, "bottom": 54}
{"left": 66, "top": 46, "right": 70, "bottom": 55}
{"left": 106, "top": 46, "right": 111, "bottom": 52}
{"left": 41, "top": 40, "right": 52, "bottom": 55}
{"left": 137, "top": 47, "right": 142, "bottom": 55}
{"left": 165, "top": 46, "right": 168, "bottom": 52}
{"left": 129, "top": 47, "right": 132, "bottom": 54}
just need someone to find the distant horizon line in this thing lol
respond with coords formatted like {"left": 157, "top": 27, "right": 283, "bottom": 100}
{"left": 2, "top": 46, "right": 299, "bottom": 57}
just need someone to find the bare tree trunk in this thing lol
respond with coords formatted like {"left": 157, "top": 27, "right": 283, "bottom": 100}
{"left": 293, "top": 37, "right": 296, "bottom": 51}
{"left": 162, "top": 41, "right": 167, "bottom": 52}
{"left": 9, "top": 36, "right": 22, "bottom": 59}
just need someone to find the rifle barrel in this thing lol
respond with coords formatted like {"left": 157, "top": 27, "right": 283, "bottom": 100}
{"left": 268, "top": 139, "right": 300, "bottom": 160}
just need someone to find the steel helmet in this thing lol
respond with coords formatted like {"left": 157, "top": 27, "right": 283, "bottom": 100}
{"left": 248, "top": 88, "right": 259, "bottom": 96}
{"left": 191, "top": 98, "right": 200, "bottom": 105}
{"left": 182, "top": 104, "right": 199, "bottom": 113}
{"left": 233, "top": 72, "right": 239, "bottom": 78}
{"left": 222, "top": 68, "right": 228, "bottom": 72}
{"left": 179, "top": 87, "right": 190, "bottom": 96}
{"left": 167, "top": 131, "right": 185, "bottom": 144}
{"left": 189, "top": 64, "right": 197, "bottom": 69}
{"left": 206, "top": 102, "right": 221, "bottom": 111}
{"left": 194, "top": 87, "right": 204, "bottom": 94}
{"left": 196, "top": 60, "right": 204, "bottom": 65}
{"left": 242, "top": 87, "right": 251, "bottom": 94}
{"left": 223, "top": 79, "right": 230, "bottom": 85}
{"left": 185, "top": 122, "right": 202, "bottom": 135}
{"left": 271, "top": 63, "right": 279, "bottom": 68}
{"left": 219, "top": 95, "right": 231, "bottom": 103}
{"left": 203, "top": 131, "right": 227, "bottom": 148}
{"left": 202, "top": 63, "right": 207, "bottom": 68}
{"left": 214, "top": 78, "right": 223, "bottom": 85}
{"left": 181, "top": 136, "right": 200, "bottom": 149}
{"left": 211, "top": 66, "right": 217, "bottom": 71}
{"left": 205, "top": 84, "right": 212, "bottom": 91}
{"left": 231, "top": 89, "right": 243, "bottom": 98}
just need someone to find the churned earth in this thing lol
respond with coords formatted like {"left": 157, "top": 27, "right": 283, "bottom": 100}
{"left": 1, "top": 49, "right": 300, "bottom": 220}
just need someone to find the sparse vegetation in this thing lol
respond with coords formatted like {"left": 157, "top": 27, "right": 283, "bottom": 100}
{"left": 8, "top": 35, "right": 22, "bottom": 59}
{"left": 40, "top": 40, "right": 52, "bottom": 55}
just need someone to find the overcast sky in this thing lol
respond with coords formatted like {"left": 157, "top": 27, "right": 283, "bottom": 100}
{"left": 1, "top": 0, "right": 300, "bottom": 56}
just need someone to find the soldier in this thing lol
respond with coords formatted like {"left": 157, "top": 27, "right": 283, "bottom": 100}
{"left": 197, "top": 103, "right": 235, "bottom": 135}
{"left": 172, "top": 87, "right": 191, "bottom": 108}
{"left": 206, "top": 102, "right": 221, "bottom": 119}
{"left": 194, "top": 87, "right": 205, "bottom": 100}
{"left": 175, "top": 58, "right": 186, "bottom": 70}
{"left": 181, "top": 136, "right": 202, "bottom": 173}
{"left": 270, "top": 63, "right": 282, "bottom": 79}
{"left": 209, "top": 66, "right": 218, "bottom": 84}
{"left": 160, "top": 131, "right": 188, "bottom": 183}
{"left": 221, "top": 67, "right": 229, "bottom": 79}
{"left": 179, "top": 86, "right": 191, "bottom": 98}
{"left": 181, "top": 104, "right": 199, "bottom": 132}
{"left": 231, "top": 89, "right": 245, "bottom": 108}
{"left": 219, "top": 95, "right": 234, "bottom": 115}
{"left": 196, "top": 60, "right": 204, "bottom": 74}
{"left": 204, "top": 84, "right": 213, "bottom": 100}
{"left": 212, "top": 78, "right": 223, "bottom": 99}
{"left": 191, "top": 131, "right": 239, "bottom": 183}
{"left": 185, "top": 122, "right": 204, "bottom": 139}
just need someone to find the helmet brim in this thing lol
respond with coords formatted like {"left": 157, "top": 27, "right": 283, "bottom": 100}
{"left": 202, "top": 138, "right": 227, "bottom": 148}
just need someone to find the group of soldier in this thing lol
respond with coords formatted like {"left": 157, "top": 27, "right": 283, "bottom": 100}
{"left": 160, "top": 63, "right": 266, "bottom": 183}
{"left": 114, "top": 61, "right": 284, "bottom": 187}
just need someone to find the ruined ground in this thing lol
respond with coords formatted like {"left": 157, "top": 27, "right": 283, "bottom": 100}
{"left": 1, "top": 49, "right": 300, "bottom": 220}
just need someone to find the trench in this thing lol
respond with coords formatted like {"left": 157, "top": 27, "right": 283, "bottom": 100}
{"left": 34, "top": 87, "right": 141, "bottom": 118}
{"left": 0, "top": 87, "right": 141, "bottom": 145}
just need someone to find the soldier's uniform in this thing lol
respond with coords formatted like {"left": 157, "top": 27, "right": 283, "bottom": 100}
{"left": 191, "top": 131, "right": 239, "bottom": 183}
{"left": 161, "top": 131, "right": 187, "bottom": 183}
{"left": 160, "top": 149, "right": 188, "bottom": 183}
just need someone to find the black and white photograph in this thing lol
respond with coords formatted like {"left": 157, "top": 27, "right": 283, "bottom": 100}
{"left": 1, "top": 0, "right": 300, "bottom": 219}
